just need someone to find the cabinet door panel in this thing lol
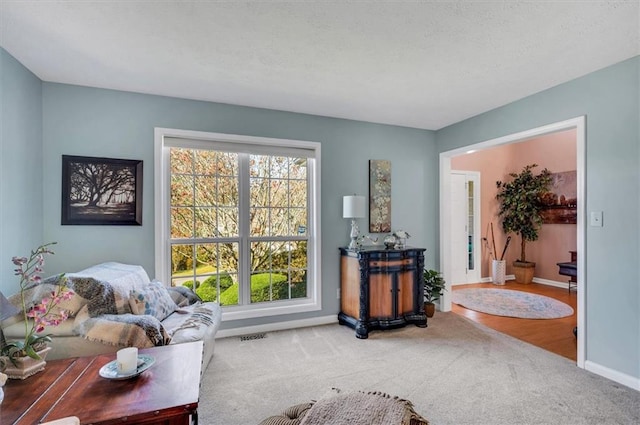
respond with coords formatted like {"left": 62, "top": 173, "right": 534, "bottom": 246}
{"left": 398, "top": 270, "right": 415, "bottom": 315}
{"left": 340, "top": 256, "right": 361, "bottom": 318}
{"left": 369, "top": 274, "right": 393, "bottom": 318}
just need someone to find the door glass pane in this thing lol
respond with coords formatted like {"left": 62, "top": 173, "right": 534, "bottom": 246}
{"left": 468, "top": 181, "right": 474, "bottom": 270}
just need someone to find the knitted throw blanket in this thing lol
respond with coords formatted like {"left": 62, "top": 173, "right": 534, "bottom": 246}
{"left": 299, "top": 390, "right": 429, "bottom": 425}
{"left": 73, "top": 304, "right": 171, "bottom": 348}
{"left": 8, "top": 263, "right": 174, "bottom": 349}
{"left": 64, "top": 274, "right": 170, "bottom": 347}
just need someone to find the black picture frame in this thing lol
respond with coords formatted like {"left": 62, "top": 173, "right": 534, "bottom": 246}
{"left": 61, "top": 155, "right": 143, "bottom": 225}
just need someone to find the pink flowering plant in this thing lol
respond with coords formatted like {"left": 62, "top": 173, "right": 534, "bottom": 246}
{"left": 1, "top": 242, "right": 72, "bottom": 364}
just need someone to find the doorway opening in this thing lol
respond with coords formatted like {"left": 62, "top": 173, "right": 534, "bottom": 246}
{"left": 439, "top": 117, "right": 586, "bottom": 368}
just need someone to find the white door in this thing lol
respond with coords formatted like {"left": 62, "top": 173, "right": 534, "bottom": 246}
{"left": 450, "top": 173, "right": 468, "bottom": 284}
{"left": 450, "top": 171, "right": 481, "bottom": 284}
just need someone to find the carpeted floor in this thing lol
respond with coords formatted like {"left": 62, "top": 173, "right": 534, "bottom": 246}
{"left": 452, "top": 288, "right": 574, "bottom": 319}
{"left": 199, "top": 313, "right": 639, "bottom": 425}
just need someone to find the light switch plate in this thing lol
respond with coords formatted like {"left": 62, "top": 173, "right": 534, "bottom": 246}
{"left": 590, "top": 211, "right": 603, "bottom": 227}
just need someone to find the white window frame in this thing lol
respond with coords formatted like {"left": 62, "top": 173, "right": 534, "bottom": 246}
{"left": 154, "top": 127, "right": 322, "bottom": 321}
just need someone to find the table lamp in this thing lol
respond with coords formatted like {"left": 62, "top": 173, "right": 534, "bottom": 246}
{"left": 0, "top": 290, "right": 20, "bottom": 349}
{"left": 343, "top": 195, "right": 366, "bottom": 250}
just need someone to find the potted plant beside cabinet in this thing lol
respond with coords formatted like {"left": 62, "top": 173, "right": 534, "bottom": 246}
{"left": 423, "top": 269, "right": 446, "bottom": 318}
{"left": 496, "top": 164, "right": 552, "bottom": 284}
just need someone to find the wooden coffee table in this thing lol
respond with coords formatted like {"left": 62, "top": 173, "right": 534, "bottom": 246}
{"left": 2, "top": 341, "right": 203, "bottom": 425}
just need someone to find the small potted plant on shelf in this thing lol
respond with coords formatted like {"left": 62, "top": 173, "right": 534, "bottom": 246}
{"left": 495, "top": 164, "right": 552, "bottom": 284}
{"left": 423, "top": 269, "right": 446, "bottom": 318}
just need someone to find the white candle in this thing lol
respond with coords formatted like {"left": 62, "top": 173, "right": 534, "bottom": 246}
{"left": 117, "top": 347, "right": 138, "bottom": 374}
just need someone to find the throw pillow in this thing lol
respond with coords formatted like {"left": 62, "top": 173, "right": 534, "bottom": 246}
{"left": 129, "top": 280, "right": 177, "bottom": 321}
{"left": 167, "top": 286, "right": 202, "bottom": 307}
{"left": 169, "top": 303, "right": 218, "bottom": 343}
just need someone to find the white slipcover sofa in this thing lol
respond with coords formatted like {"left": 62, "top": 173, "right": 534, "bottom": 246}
{"left": 1, "top": 262, "right": 222, "bottom": 371}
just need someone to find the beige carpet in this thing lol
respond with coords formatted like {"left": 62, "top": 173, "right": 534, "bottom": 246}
{"left": 199, "top": 313, "right": 639, "bottom": 425}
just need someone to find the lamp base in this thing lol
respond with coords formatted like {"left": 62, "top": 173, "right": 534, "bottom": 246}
{"left": 348, "top": 219, "right": 360, "bottom": 250}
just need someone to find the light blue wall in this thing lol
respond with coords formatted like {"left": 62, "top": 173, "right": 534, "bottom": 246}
{"left": 0, "top": 49, "right": 43, "bottom": 295}
{"left": 40, "top": 82, "right": 438, "bottom": 329}
{"left": 2, "top": 45, "right": 638, "bottom": 384}
{"left": 436, "top": 56, "right": 640, "bottom": 380}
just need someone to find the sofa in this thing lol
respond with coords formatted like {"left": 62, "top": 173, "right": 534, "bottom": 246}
{"left": 1, "top": 262, "right": 222, "bottom": 371}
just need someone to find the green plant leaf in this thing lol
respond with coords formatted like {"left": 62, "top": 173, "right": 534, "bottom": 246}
{"left": 24, "top": 344, "right": 42, "bottom": 360}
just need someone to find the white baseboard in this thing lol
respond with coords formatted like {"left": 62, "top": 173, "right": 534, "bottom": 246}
{"left": 475, "top": 276, "right": 570, "bottom": 289}
{"left": 532, "top": 277, "right": 574, "bottom": 289}
{"left": 215, "top": 315, "right": 338, "bottom": 339}
{"left": 585, "top": 360, "right": 640, "bottom": 391}
{"left": 477, "top": 274, "right": 515, "bottom": 284}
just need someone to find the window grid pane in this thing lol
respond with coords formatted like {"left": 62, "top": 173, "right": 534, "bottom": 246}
{"left": 170, "top": 146, "right": 309, "bottom": 308}
{"left": 170, "top": 241, "right": 240, "bottom": 305}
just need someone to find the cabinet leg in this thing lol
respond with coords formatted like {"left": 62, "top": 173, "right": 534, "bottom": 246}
{"left": 355, "top": 322, "right": 369, "bottom": 339}
{"left": 418, "top": 312, "right": 428, "bottom": 328}
{"left": 415, "top": 320, "right": 428, "bottom": 328}
{"left": 405, "top": 312, "right": 427, "bottom": 328}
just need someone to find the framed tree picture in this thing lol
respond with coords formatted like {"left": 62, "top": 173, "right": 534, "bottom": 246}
{"left": 61, "top": 155, "right": 143, "bottom": 225}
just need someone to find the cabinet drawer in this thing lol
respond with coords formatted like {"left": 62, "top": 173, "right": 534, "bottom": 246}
{"left": 370, "top": 259, "right": 413, "bottom": 267}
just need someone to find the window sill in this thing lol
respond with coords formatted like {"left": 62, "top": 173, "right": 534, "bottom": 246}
{"left": 220, "top": 298, "right": 321, "bottom": 321}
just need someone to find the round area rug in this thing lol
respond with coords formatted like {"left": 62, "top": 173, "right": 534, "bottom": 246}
{"left": 452, "top": 288, "right": 574, "bottom": 319}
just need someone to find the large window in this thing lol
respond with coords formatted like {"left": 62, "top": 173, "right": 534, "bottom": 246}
{"left": 155, "top": 129, "right": 321, "bottom": 320}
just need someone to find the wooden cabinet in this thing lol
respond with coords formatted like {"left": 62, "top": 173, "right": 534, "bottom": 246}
{"left": 338, "top": 247, "right": 427, "bottom": 338}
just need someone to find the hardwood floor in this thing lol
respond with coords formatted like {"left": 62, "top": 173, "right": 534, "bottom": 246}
{"left": 451, "top": 281, "right": 578, "bottom": 361}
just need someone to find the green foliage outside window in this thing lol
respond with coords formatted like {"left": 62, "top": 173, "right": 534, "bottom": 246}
{"left": 177, "top": 272, "right": 306, "bottom": 304}
{"left": 220, "top": 273, "right": 288, "bottom": 305}
{"left": 181, "top": 272, "right": 234, "bottom": 302}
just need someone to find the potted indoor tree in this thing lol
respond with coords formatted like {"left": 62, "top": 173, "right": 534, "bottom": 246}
{"left": 423, "top": 269, "right": 446, "bottom": 318}
{"left": 495, "top": 164, "right": 552, "bottom": 284}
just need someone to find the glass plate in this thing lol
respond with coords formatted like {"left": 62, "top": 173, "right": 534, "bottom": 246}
{"left": 99, "top": 354, "right": 155, "bottom": 380}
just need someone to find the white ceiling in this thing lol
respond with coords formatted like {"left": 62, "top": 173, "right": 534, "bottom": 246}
{"left": 1, "top": 1, "right": 638, "bottom": 130}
